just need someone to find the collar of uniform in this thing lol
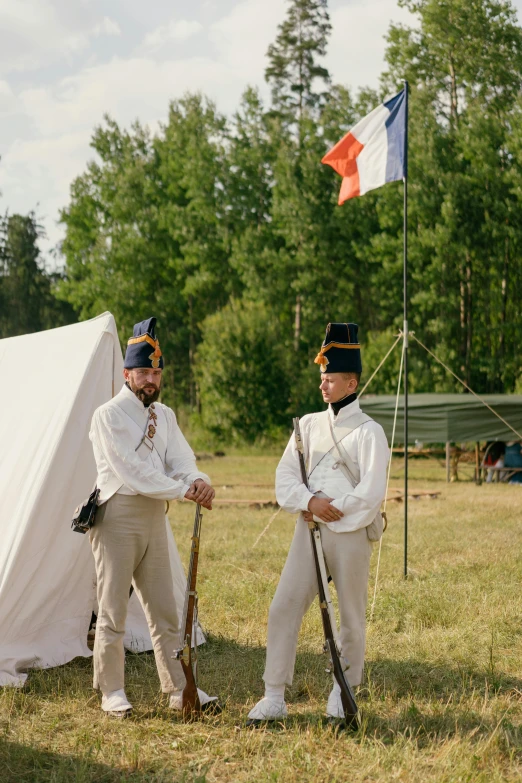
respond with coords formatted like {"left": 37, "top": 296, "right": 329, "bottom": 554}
{"left": 328, "top": 397, "right": 361, "bottom": 423}
{"left": 118, "top": 381, "right": 147, "bottom": 410}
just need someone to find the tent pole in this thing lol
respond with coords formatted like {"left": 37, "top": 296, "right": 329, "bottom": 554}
{"left": 446, "top": 442, "right": 451, "bottom": 483}
{"left": 403, "top": 80, "right": 409, "bottom": 580}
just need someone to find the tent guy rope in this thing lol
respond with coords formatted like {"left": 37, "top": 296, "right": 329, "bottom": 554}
{"left": 411, "top": 333, "right": 522, "bottom": 441}
{"left": 251, "top": 507, "right": 282, "bottom": 549}
{"left": 369, "top": 335, "right": 405, "bottom": 622}
{"left": 358, "top": 332, "right": 403, "bottom": 397}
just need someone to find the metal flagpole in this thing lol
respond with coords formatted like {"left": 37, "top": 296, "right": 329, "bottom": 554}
{"left": 403, "top": 79, "right": 409, "bottom": 579}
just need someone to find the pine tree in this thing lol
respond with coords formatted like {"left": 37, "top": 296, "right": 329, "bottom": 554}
{"left": 265, "top": 0, "right": 331, "bottom": 131}
{"left": 0, "top": 213, "right": 75, "bottom": 338}
{"left": 261, "top": 0, "right": 333, "bottom": 383}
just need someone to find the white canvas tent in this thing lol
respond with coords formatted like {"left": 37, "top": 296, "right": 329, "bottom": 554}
{"left": 0, "top": 313, "right": 200, "bottom": 687}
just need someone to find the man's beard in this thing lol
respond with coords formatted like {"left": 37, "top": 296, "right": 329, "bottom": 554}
{"left": 128, "top": 379, "right": 161, "bottom": 406}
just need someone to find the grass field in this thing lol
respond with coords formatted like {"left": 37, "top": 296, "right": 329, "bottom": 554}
{"left": 1, "top": 454, "right": 521, "bottom": 782}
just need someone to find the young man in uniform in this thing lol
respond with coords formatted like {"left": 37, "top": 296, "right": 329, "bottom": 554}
{"left": 89, "top": 317, "right": 217, "bottom": 717}
{"left": 247, "top": 322, "right": 389, "bottom": 724}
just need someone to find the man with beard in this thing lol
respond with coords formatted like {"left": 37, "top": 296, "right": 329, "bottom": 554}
{"left": 89, "top": 317, "right": 217, "bottom": 717}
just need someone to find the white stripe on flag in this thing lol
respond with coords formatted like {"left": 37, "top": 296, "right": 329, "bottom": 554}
{"left": 351, "top": 103, "right": 390, "bottom": 145}
{"left": 358, "top": 122, "right": 388, "bottom": 196}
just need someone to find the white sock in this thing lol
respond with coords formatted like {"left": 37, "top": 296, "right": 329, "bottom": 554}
{"left": 264, "top": 684, "right": 285, "bottom": 701}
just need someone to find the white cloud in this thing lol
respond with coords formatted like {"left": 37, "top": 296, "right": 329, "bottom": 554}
{"left": 209, "top": 0, "right": 281, "bottom": 87}
{"left": 16, "top": 54, "right": 250, "bottom": 141}
{"left": 0, "top": 0, "right": 86, "bottom": 73}
{"left": 0, "top": 76, "right": 20, "bottom": 118}
{"left": 0, "top": 79, "right": 12, "bottom": 96}
{"left": 142, "top": 19, "right": 203, "bottom": 51}
{"left": 0, "top": 130, "right": 93, "bottom": 252}
{"left": 93, "top": 17, "right": 121, "bottom": 38}
{"left": 327, "top": 0, "right": 414, "bottom": 93}
{"left": 0, "top": 2, "right": 122, "bottom": 74}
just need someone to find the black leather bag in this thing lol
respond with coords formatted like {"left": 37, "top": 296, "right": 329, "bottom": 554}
{"left": 71, "top": 487, "right": 100, "bottom": 534}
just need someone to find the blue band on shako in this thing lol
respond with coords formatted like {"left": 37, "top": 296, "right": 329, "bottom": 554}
{"left": 124, "top": 317, "right": 164, "bottom": 370}
{"left": 314, "top": 323, "right": 362, "bottom": 374}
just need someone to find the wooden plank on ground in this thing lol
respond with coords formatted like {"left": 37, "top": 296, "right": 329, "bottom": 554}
{"left": 387, "top": 488, "right": 441, "bottom": 501}
{"left": 181, "top": 489, "right": 441, "bottom": 508}
{"left": 212, "top": 499, "right": 278, "bottom": 508}
{"left": 218, "top": 483, "right": 274, "bottom": 488}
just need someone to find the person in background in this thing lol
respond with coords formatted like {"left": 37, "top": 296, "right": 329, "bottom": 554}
{"left": 504, "top": 441, "right": 522, "bottom": 484}
{"left": 483, "top": 441, "right": 505, "bottom": 483}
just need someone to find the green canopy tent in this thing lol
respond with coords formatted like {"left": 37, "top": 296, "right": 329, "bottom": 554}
{"left": 360, "top": 394, "right": 522, "bottom": 443}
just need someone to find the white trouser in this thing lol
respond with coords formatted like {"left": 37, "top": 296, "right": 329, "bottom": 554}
{"left": 263, "top": 517, "right": 371, "bottom": 688}
{"left": 90, "top": 493, "right": 185, "bottom": 694}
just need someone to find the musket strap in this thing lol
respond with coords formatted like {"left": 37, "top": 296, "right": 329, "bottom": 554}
{"left": 115, "top": 397, "right": 168, "bottom": 465}
{"left": 307, "top": 410, "right": 371, "bottom": 479}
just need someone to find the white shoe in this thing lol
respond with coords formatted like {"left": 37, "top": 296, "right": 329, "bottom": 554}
{"left": 326, "top": 683, "right": 345, "bottom": 719}
{"left": 169, "top": 688, "right": 219, "bottom": 710}
{"left": 101, "top": 689, "right": 132, "bottom": 717}
{"left": 326, "top": 681, "right": 360, "bottom": 730}
{"left": 246, "top": 696, "right": 288, "bottom": 724}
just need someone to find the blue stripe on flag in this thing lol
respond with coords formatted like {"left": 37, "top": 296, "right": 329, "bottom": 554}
{"left": 384, "top": 89, "right": 406, "bottom": 184}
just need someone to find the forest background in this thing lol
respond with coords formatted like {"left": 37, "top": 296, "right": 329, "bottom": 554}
{"left": 2, "top": 0, "right": 522, "bottom": 444}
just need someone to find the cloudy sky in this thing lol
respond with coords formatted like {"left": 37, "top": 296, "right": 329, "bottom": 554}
{"left": 1, "top": 0, "right": 521, "bottom": 264}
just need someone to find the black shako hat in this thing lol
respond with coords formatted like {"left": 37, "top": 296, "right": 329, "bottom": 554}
{"left": 314, "top": 322, "right": 362, "bottom": 374}
{"left": 124, "top": 317, "right": 164, "bottom": 370}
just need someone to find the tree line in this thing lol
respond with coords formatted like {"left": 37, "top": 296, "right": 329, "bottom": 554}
{"left": 0, "top": 213, "right": 75, "bottom": 340}
{"left": 4, "top": 0, "right": 522, "bottom": 441}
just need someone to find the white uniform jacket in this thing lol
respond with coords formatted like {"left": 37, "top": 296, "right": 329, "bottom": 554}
{"left": 275, "top": 398, "right": 389, "bottom": 533}
{"left": 90, "top": 383, "right": 210, "bottom": 504}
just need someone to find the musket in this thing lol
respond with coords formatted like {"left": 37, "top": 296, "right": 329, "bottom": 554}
{"left": 173, "top": 503, "right": 203, "bottom": 714}
{"left": 292, "top": 417, "right": 359, "bottom": 730}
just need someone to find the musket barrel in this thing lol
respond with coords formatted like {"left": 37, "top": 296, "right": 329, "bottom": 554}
{"left": 292, "top": 415, "right": 359, "bottom": 729}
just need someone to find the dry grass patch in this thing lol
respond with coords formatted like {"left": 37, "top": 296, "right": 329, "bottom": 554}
{"left": 1, "top": 456, "right": 521, "bottom": 781}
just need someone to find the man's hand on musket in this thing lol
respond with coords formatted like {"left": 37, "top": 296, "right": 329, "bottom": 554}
{"left": 184, "top": 479, "right": 215, "bottom": 510}
{"left": 306, "top": 495, "right": 343, "bottom": 523}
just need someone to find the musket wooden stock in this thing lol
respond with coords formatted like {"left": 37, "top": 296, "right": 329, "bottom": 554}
{"left": 292, "top": 417, "right": 359, "bottom": 730}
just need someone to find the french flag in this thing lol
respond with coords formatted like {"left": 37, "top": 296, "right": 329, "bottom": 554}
{"left": 322, "top": 89, "right": 407, "bottom": 204}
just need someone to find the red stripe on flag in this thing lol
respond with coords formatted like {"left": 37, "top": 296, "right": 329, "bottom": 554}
{"left": 322, "top": 132, "right": 364, "bottom": 176}
{"left": 322, "top": 132, "right": 364, "bottom": 204}
{"left": 338, "top": 173, "right": 360, "bottom": 204}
